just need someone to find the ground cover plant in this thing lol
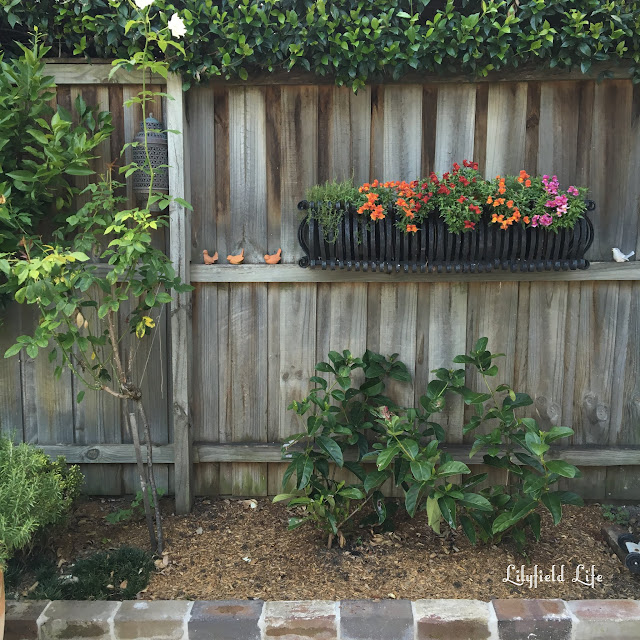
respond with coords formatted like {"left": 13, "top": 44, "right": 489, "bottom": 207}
{"left": 275, "top": 338, "right": 583, "bottom": 551}
{"left": 2, "top": 1, "right": 640, "bottom": 90}
{"left": 5, "top": 546, "right": 154, "bottom": 601}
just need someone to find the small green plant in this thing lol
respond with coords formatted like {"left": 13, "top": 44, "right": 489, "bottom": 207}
{"left": 105, "top": 488, "right": 166, "bottom": 524}
{"left": 274, "top": 349, "right": 409, "bottom": 548}
{"left": 602, "top": 504, "right": 631, "bottom": 527}
{"left": 304, "top": 178, "right": 360, "bottom": 241}
{"left": 439, "top": 337, "right": 584, "bottom": 549}
{"left": 0, "top": 436, "right": 83, "bottom": 568}
{"left": 364, "top": 403, "right": 493, "bottom": 536}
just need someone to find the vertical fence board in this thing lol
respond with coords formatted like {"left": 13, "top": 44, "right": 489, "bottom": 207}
{"left": 435, "top": 85, "right": 476, "bottom": 173}
{"left": 589, "top": 81, "right": 633, "bottom": 260}
{"left": 417, "top": 283, "right": 468, "bottom": 440}
{"left": 526, "top": 283, "right": 569, "bottom": 430}
{"left": 226, "top": 86, "right": 268, "bottom": 495}
{"left": 383, "top": 85, "right": 422, "bottom": 181}
{"left": 188, "top": 85, "right": 216, "bottom": 262}
{"left": 0, "top": 307, "right": 24, "bottom": 441}
{"left": 484, "top": 83, "right": 527, "bottom": 177}
{"left": 192, "top": 283, "right": 220, "bottom": 496}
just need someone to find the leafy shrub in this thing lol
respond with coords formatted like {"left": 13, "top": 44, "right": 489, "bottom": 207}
{"left": 0, "top": 437, "right": 83, "bottom": 567}
{"left": 436, "top": 338, "right": 583, "bottom": 549}
{"left": 274, "top": 350, "right": 411, "bottom": 547}
{"left": 275, "top": 339, "right": 582, "bottom": 550}
{"left": 0, "top": 38, "right": 112, "bottom": 273}
{"left": 2, "top": 1, "right": 640, "bottom": 90}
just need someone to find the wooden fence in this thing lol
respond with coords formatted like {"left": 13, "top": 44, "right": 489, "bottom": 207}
{"left": 1, "top": 62, "right": 639, "bottom": 512}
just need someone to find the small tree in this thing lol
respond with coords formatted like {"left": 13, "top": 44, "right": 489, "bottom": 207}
{"left": 1, "top": 0, "right": 191, "bottom": 554}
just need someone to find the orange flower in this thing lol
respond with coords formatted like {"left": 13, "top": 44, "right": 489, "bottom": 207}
{"left": 525, "top": 179, "right": 531, "bottom": 187}
{"left": 487, "top": 196, "right": 493, "bottom": 204}
{"left": 405, "top": 211, "right": 415, "bottom": 219}
{"left": 406, "top": 224, "right": 418, "bottom": 233}
{"left": 506, "top": 200, "right": 514, "bottom": 208}
{"left": 523, "top": 216, "right": 530, "bottom": 224}
{"left": 370, "top": 207, "right": 385, "bottom": 221}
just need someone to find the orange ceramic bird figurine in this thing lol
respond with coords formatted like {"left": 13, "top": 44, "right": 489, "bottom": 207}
{"left": 227, "top": 248, "right": 245, "bottom": 264}
{"left": 264, "top": 248, "right": 282, "bottom": 264}
{"left": 203, "top": 249, "right": 218, "bottom": 265}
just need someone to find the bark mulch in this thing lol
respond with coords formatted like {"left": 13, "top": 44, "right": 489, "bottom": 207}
{"left": 48, "top": 497, "right": 640, "bottom": 601}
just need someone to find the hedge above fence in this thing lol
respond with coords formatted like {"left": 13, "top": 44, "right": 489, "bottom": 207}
{"left": 1, "top": 0, "right": 640, "bottom": 89}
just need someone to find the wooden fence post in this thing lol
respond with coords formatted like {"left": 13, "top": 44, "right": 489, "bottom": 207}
{"left": 167, "top": 73, "right": 193, "bottom": 514}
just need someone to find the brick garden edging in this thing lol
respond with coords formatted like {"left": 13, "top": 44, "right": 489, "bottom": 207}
{"left": 4, "top": 598, "right": 640, "bottom": 640}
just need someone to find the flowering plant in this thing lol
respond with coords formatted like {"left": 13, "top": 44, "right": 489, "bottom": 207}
{"left": 486, "top": 171, "right": 587, "bottom": 232}
{"left": 306, "top": 161, "right": 588, "bottom": 237}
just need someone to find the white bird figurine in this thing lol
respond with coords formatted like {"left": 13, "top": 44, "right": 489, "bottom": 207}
{"left": 612, "top": 248, "right": 635, "bottom": 262}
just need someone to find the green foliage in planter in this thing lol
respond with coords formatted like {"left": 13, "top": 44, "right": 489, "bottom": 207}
{"left": 0, "top": 37, "right": 112, "bottom": 292}
{"left": 275, "top": 339, "right": 582, "bottom": 551}
{"left": 0, "top": 436, "right": 83, "bottom": 568}
{"left": 2, "top": 1, "right": 640, "bottom": 90}
{"left": 304, "top": 179, "right": 360, "bottom": 241}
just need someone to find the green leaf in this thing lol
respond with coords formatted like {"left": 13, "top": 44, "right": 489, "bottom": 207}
{"left": 297, "top": 456, "right": 314, "bottom": 490}
{"left": 546, "top": 460, "right": 579, "bottom": 478}
{"left": 4, "top": 343, "right": 22, "bottom": 358}
{"left": 438, "top": 495, "right": 456, "bottom": 528}
{"left": 316, "top": 435, "right": 344, "bottom": 467}
{"left": 338, "top": 487, "right": 365, "bottom": 500}
{"left": 410, "top": 460, "right": 432, "bottom": 482}
{"left": 405, "top": 482, "right": 423, "bottom": 517}
{"left": 492, "top": 512, "right": 515, "bottom": 534}
{"left": 527, "top": 512, "right": 541, "bottom": 541}
{"left": 545, "top": 426, "right": 574, "bottom": 443}
{"left": 426, "top": 495, "right": 441, "bottom": 534}
{"left": 315, "top": 361, "right": 334, "bottom": 373}
{"left": 76, "top": 390, "right": 85, "bottom": 404}
{"left": 376, "top": 445, "right": 399, "bottom": 471}
{"left": 437, "top": 460, "right": 470, "bottom": 477}
{"left": 460, "top": 515, "right": 477, "bottom": 544}
{"left": 273, "top": 493, "right": 295, "bottom": 502}
{"left": 458, "top": 492, "right": 493, "bottom": 512}
{"left": 344, "top": 461, "right": 366, "bottom": 481}
{"left": 554, "top": 491, "right": 583, "bottom": 506}
{"left": 364, "top": 470, "right": 389, "bottom": 493}
{"left": 541, "top": 492, "right": 562, "bottom": 525}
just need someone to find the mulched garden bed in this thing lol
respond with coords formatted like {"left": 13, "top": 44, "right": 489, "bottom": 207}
{"left": 15, "top": 497, "right": 640, "bottom": 602}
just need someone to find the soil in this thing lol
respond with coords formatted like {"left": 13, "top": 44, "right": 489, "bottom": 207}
{"left": 34, "top": 497, "right": 640, "bottom": 601}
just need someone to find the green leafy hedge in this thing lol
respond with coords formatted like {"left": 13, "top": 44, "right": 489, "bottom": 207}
{"left": 1, "top": 1, "right": 640, "bottom": 89}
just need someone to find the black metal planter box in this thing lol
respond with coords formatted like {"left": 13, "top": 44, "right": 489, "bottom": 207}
{"left": 297, "top": 200, "right": 595, "bottom": 273}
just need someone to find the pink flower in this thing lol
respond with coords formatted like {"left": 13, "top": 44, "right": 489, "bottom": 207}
{"left": 531, "top": 215, "right": 540, "bottom": 228}
{"left": 540, "top": 213, "right": 553, "bottom": 227}
{"left": 568, "top": 185, "right": 579, "bottom": 197}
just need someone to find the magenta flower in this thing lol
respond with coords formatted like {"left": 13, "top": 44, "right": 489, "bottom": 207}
{"left": 567, "top": 185, "right": 579, "bottom": 197}
{"left": 540, "top": 213, "right": 553, "bottom": 227}
{"left": 531, "top": 215, "right": 540, "bottom": 228}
